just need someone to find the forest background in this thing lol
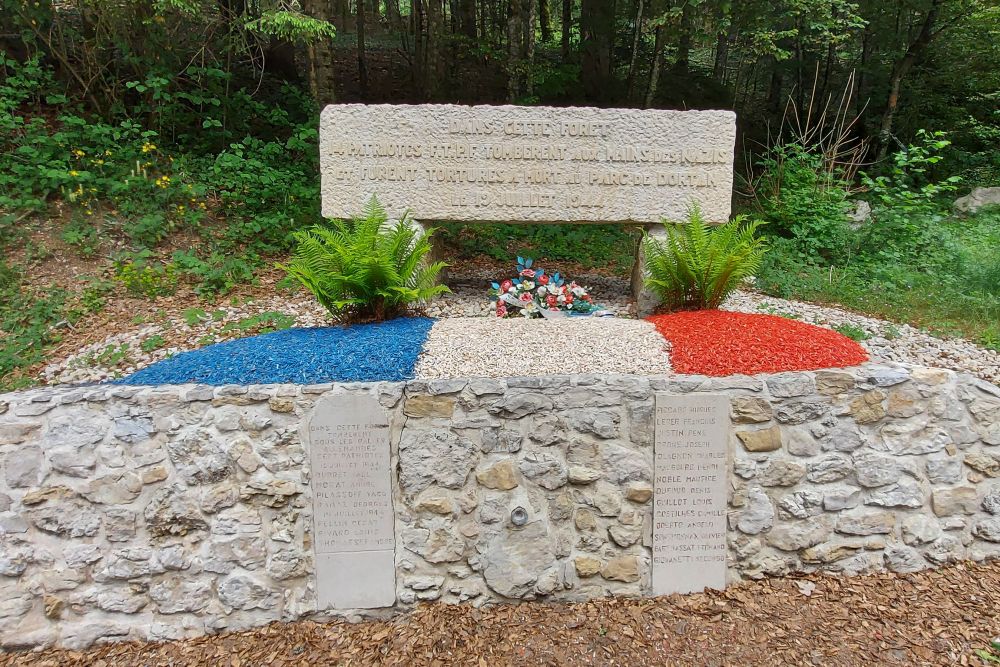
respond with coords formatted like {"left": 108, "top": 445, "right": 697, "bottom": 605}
{"left": 0, "top": 0, "right": 998, "bottom": 390}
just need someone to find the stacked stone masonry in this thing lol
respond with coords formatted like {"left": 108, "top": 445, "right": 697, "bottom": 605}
{"left": 0, "top": 362, "right": 999, "bottom": 650}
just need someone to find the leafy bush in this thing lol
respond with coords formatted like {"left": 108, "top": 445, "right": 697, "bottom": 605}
{"left": 642, "top": 205, "right": 768, "bottom": 311}
{"left": 281, "top": 197, "right": 449, "bottom": 322}
{"left": 857, "top": 130, "right": 962, "bottom": 264}
{"left": 750, "top": 143, "right": 853, "bottom": 264}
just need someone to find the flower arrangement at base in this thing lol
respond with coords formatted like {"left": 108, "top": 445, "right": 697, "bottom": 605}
{"left": 490, "top": 257, "right": 598, "bottom": 318}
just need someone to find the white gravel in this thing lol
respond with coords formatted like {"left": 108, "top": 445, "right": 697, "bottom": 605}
{"left": 413, "top": 317, "right": 672, "bottom": 378}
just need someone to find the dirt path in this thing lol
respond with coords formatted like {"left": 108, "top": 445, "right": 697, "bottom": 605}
{"left": 5, "top": 561, "right": 999, "bottom": 667}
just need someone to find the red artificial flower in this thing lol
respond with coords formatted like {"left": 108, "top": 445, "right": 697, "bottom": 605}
{"left": 546, "top": 295, "right": 558, "bottom": 307}
{"left": 564, "top": 293, "right": 574, "bottom": 304}
{"left": 500, "top": 280, "right": 513, "bottom": 292}
{"left": 520, "top": 268, "right": 536, "bottom": 278}
{"left": 538, "top": 274, "right": 550, "bottom": 285}
{"left": 496, "top": 303, "right": 507, "bottom": 318}
{"left": 519, "top": 292, "right": 533, "bottom": 303}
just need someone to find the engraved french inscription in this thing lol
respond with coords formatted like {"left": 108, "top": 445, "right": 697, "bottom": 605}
{"left": 307, "top": 393, "right": 395, "bottom": 609}
{"left": 653, "top": 393, "right": 729, "bottom": 595}
{"left": 320, "top": 104, "right": 736, "bottom": 224}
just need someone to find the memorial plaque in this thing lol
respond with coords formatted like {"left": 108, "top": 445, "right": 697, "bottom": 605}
{"left": 652, "top": 393, "right": 729, "bottom": 595}
{"left": 306, "top": 393, "right": 395, "bottom": 609}
{"left": 319, "top": 104, "right": 736, "bottom": 224}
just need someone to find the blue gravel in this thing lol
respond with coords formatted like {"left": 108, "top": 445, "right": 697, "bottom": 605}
{"left": 114, "top": 317, "right": 435, "bottom": 386}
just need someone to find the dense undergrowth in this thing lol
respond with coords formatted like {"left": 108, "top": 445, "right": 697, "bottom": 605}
{"left": 749, "top": 132, "right": 1000, "bottom": 349}
{"left": 0, "top": 56, "right": 322, "bottom": 389}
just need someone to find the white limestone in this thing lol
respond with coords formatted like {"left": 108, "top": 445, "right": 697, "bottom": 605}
{"left": 319, "top": 104, "right": 736, "bottom": 224}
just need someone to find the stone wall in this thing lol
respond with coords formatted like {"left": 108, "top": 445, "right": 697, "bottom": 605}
{"left": 1, "top": 364, "right": 999, "bottom": 650}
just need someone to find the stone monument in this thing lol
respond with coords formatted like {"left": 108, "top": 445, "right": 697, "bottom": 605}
{"left": 319, "top": 104, "right": 736, "bottom": 314}
{"left": 652, "top": 393, "right": 730, "bottom": 594}
{"left": 305, "top": 393, "right": 396, "bottom": 609}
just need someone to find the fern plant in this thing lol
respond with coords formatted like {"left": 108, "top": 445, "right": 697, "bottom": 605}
{"left": 280, "top": 196, "right": 449, "bottom": 322}
{"left": 643, "top": 205, "right": 767, "bottom": 311}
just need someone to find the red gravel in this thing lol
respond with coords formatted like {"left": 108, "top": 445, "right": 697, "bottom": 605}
{"left": 648, "top": 310, "right": 869, "bottom": 376}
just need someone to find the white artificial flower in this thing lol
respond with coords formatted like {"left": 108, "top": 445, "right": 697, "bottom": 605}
{"left": 522, "top": 281, "right": 534, "bottom": 290}
{"left": 547, "top": 284, "right": 560, "bottom": 295}
{"left": 557, "top": 295, "right": 566, "bottom": 303}
{"left": 507, "top": 287, "right": 516, "bottom": 294}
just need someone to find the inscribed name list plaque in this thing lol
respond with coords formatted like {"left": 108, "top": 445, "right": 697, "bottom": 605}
{"left": 652, "top": 393, "right": 729, "bottom": 595}
{"left": 306, "top": 393, "right": 395, "bottom": 609}
{"left": 319, "top": 104, "right": 736, "bottom": 224}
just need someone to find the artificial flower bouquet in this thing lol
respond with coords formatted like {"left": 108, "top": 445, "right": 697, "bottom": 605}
{"left": 490, "top": 257, "right": 597, "bottom": 318}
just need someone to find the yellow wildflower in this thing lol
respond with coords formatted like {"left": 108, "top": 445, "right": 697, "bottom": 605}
{"left": 69, "top": 170, "right": 79, "bottom": 177}
{"left": 72, "top": 149, "right": 85, "bottom": 157}
{"left": 141, "top": 142, "right": 157, "bottom": 153}
{"left": 155, "top": 175, "right": 171, "bottom": 188}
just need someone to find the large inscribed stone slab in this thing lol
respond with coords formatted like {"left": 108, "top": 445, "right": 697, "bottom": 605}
{"left": 653, "top": 394, "right": 729, "bottom": 595}
{"left": 319, "top": 104, "right": 736, "bottom": 224}
{"left": 306, "top": 393, "right": 395, "bottom": 609}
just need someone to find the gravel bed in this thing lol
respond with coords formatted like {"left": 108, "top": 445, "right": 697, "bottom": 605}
{"left": 413, "top": 317, "right": 671, "bottom": 378}
{"left": 115, "top": 318, "right": 434, "bottom": 386}
{"left": 34, "top": 283, "right": 999, "bottom": 387}
{"left": 723, "top": 290, "right": 1000, "bottom": 384}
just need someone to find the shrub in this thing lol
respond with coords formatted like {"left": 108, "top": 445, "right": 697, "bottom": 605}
{"left": 643, "top": 205, "right": 768, "bottom": 311}
{"left": 281, "top": 197, "right": 449, "bottom": 322}
{"left": 749, "top": 143, "right": 853, "bottom": 265}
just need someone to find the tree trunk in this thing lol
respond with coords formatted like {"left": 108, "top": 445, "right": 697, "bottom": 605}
{"left": 301, "top": 0, "right": 337, "bottom": 105}
{"left": 766, "top": 56, "right": 783, "bottom": 114}
{"left": 644, "top": 23, "right": 664, "bottom": 108}
{"left": 877, "top": 0, "right": 941, "bottom": 159}
{"left": 459, "top": 0, "right": 477, "bottom": 37}
{"left": 580, "top": 0, "right": 614, "bottom": 103}
{"left": 625, "top": 0, "right": 644, "bottom": 101}
{"left": 358, "top": 0, "right": 369, "bottom": 97}
{"left": 673, "top": 1, "right": 692, "bottom": 75}
{"left": 712, "top": 0, "right": 733, "bottom": 82}
{"left": 561, "top": 0, "right": 572, "bottom": 59}
{"left": 426, "top": 0, "right": 445, "bottom": 97}
{"left": 540, "top": 0, "right": 552, "bottom": 42}
{"left": 506, "top": 0, "right": 536, "bottom": 99}
{"left": 413, "top": 0, "right": 427, "bottom": 96}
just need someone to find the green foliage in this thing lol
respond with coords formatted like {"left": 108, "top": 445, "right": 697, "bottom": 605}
{"left": 245, "top": 10, "right": 336, "bottom": 42}
{"left": 220, "top": 312, "right": 295, "bottom": 334}
{"left": 975, "top": 638, "right": 1000, "bottom": 664}
{"left": 281, "top": 197, "right": 450, "bottom": 322}
{"left": 858, "top": 131, "right": 962, "bottom": 265}
{"left": 0, "top": 56, "right": 321, "bottom": 297}
{"left": 171, "top": 250, "right": 257, "bottom": 297}
{"left": 438, "top": 223, "right": 640, "bottom": 273}
{"left": 140, "top": 335, "right": 167, "bottom": 353}
{"left": 642, "top": 205, "right": 768, "bottom": 311}
{"left": 113, "top": 252, "right": 177, "bottom": 297}
{"left": 832, "top": 323, "right": 869, "bottom": 341}
{"left": 750, "top": 143, "right": 852, "bottom": 264}
{"left": 0, "top": 262, "right": 74, "bottom": 391}
{"left": 756, "top": 209, "right": 1000, "bottom": 345}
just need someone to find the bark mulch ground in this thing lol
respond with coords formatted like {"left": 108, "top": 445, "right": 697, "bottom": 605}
{"left": 5, "top": 561, "right": 1000, "bottom": 667}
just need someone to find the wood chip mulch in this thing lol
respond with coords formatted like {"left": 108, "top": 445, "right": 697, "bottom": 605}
{"left": 5, "top": 561, "right": 1000, "bottom": 666}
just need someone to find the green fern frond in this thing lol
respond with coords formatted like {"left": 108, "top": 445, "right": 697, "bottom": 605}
{"left": 279, "top": 195, "right": 450, "bottom": 322}
{"left": 643, "top": 205, "right": 768, "bottom": 311}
